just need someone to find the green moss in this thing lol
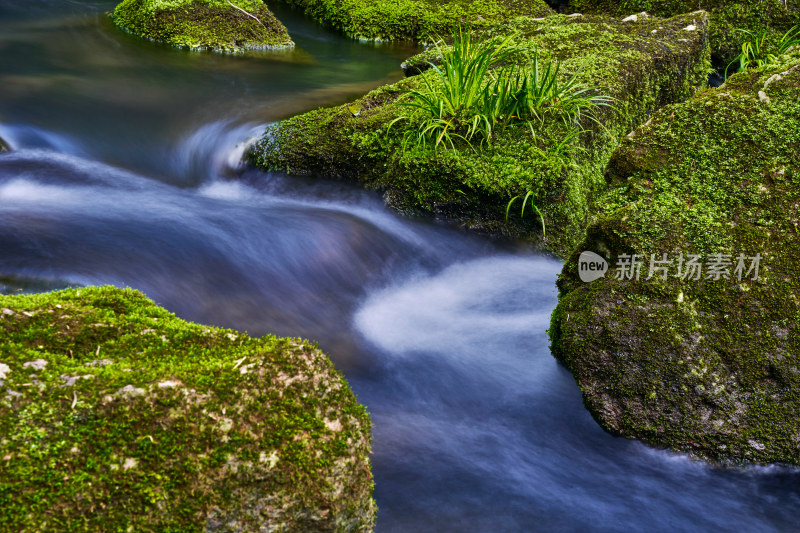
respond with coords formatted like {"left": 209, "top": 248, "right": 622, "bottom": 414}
{"left": 110, "top": 0, "right": 294, "bottom": 52}
{"left": 277, "top": 0, "right": 554, "bottom": 41}
{"left": 248, "top": 12, "right": 710, "bottom": 256}
{"left": 551, "top": 52, "right": 800, "bottom": 464}
{"left": 566, "top": 0, "right": 800, "bottom": 64}
{"left": 0, "top": 286, "right": 375, "bottom": 531}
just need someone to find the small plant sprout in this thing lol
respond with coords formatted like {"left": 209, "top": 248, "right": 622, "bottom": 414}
{"left": 506, "top": 191, "right": 546, "bottom": 238}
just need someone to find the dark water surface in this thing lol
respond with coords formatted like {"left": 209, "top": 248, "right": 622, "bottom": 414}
{"left": 1, "top": 2, "right": 799, "bottom": 531}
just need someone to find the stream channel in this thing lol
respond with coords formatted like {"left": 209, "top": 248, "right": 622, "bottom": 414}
{"left": 1, "top": 1, "right": 799, "bottom": 531}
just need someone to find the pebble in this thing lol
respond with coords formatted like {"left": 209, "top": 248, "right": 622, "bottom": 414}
{"left": 23, "top": 359, "right": 48, "bottom": 371}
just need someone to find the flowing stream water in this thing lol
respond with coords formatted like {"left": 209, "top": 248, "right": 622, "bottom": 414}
{"left": 2, "top": 2, "right": 800, "bottom": 531}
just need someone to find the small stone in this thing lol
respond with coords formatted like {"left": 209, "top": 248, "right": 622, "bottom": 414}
{"left": 61, "top": 374, "right": 94, "bottom": 387}
{"left": 1, "top": 308, "right": 13, "bottom": 316}
{"left": 259, "top": 451, "right": 280, "bottom": 469}
{"left": 683, "top": 24, "right": 696, "bottom": 31}
{"left": 0, "top": 363, "right": 9, "bottom": 380}
{"left": 758, "top": 91, "right": 770, "bottom": 105}
{"left": 622, "top": 14, "right": 637, "bottom": 22}
{"left": 217, "top": 418, "right": 234, "bottom": 433}
{"left": 748, "top": 439, "right": 766, "bottom": 451}
{"left": 157, "top": 380, "right": 182, "bottom": 389}
{"left": 23, "top": 359, "right": 47, "bottom": 371}
{"left": 122, "top": 458, "right": 138, "bottom": 470}
{"left": 325, "top": 419, "right": 343, "bottom": 432}
{"left": 116, "top": 385, "right": 146, "bottom": 399}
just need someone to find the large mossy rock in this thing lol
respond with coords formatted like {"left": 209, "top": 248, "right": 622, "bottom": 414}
{"left": 249, "top": 12, "right": 710, "bottom": 256}
{"left": 0, "top": 287, "right": 375, "bottom": 531}
{"left": 278, "top": 0, "right": 554, "bottom": 41}
{"left": 566, "top": 0, "right": 799, "bottom": 63}
{"left": 550, "top": 54, "right": 800, "bottom": 464}
{"left": 111, "top": 0, "right": 294, "bottom": 52}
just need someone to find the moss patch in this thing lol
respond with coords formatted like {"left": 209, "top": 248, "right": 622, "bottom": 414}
{"left": 277, "top": 0, "right": 554, "bottom": 41}
{"left": 0, "top": 286, "right": 375, "bottom": 531}
{"left": 566, "top": 0, "right": 800, "bottom": 64}
{"left": 248, "top": 12, "right": 710, "bottom": 256}
{"left": 111, "top": 0, "right": 294, "bottom": 52}
{"left": 551, "top": 53, "right": 800, "bottom": 465}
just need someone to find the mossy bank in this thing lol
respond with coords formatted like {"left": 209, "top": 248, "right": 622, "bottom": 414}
{"left": 0, "top": 287, "right": 375, "bottom": 531}
{"left": 276, "top": 0, "right": 554, "bottom": 41}
{"left": 566, "top": 0, "right": 800, "bottom": 64}
{"left": 111, "top": 0, "right": 294, "bottom": 52}
{"left": 249, "top": 12, "right": 710, "bottom": 256}
{"left": 550, "top": 53, "right": 800, "bottom": 465}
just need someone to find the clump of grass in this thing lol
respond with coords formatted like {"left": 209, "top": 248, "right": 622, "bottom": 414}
{"left": 391, "top": 28, "right": 610, "bottom": 151}
{"left": 725, "top": 25, "right": 800, "bottom": 78}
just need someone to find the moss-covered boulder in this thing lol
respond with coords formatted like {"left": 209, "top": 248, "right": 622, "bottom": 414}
{"left": 0, "top": 136, "right": 8, "bottom": 152}
{"left": 111, "top": 0, "right": 294, "bottom": 52}
{"left": 0, "top": 287, "right": 375, "bottom": 531}
{"left": 248, "top": 12, "right": 710, "bottom": 255}
{"left": 278, "top": 0, "right": 554, "bottom": 41}
{"left": 566, "top": 0, "right": 799, "bottom": 64}
{"left": 550, "top": 54, "right": 800, "bottom": 464}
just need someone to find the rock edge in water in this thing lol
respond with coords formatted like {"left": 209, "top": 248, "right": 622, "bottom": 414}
{"left": 110, "top": 0, "right": 294, "bottom": 52}
{"left": 0, "top": 286, "right": 375, "bottom": 531}
{"left": 248, "top": 11, "right": 711, "bottom": 256}
{"left": 551, "top": 52, "right": 800, "bottom": 465}
{"left": 277, "top": 0, "right": 554, "bottom": 42}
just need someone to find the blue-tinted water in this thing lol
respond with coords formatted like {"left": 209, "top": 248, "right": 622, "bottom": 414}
{"left": 1, "top": 2, "right": 799, "bottom": 531}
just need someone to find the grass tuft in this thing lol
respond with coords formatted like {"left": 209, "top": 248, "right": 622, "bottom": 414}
{"left": 725, "top": 25, "right": 800, "bottom": 78}
{"left": 391, "top": 28, "right": 611, "bottom": 151}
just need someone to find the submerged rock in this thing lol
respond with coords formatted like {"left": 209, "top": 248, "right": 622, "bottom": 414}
{"left": 567, "top": 0, "right": 800, "bottom": 63}
{"left": 279, "top": 0, "right": 555, "bottom": 41}
{"left": 248, "top": 12, "right": 710, "bottom": 256}
{"left": 551, "top": 53, "right": 800, "bottom": 465}
{"left": 0, "top": 287, "right": 375, "bottom": 530}
{"left": 110, "top": 0, "right": 294, "bottom": 52}
{"left": 0, "top": 136, "right": 8, "bottom": 152}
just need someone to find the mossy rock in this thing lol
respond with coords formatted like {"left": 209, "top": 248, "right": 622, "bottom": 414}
{"left": 566, "top": 0, "right": 800, "bottom": 64}
{"left": 550, "top": 53, "right": 800, "bottom": 464}
{"left": 110, "top": 0, "right": 294, "bottom": 52}
{"left": 248, "top": 12, "right": 710, "bottom": 256}
{"left": 0, "top": 137, "right": 8, "bottom": 152}
{"left": 278, "top": 0, "right": 554, "bottom": 41}
{"left": 0, "top": 287, "right": 375, "bottom": 531}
